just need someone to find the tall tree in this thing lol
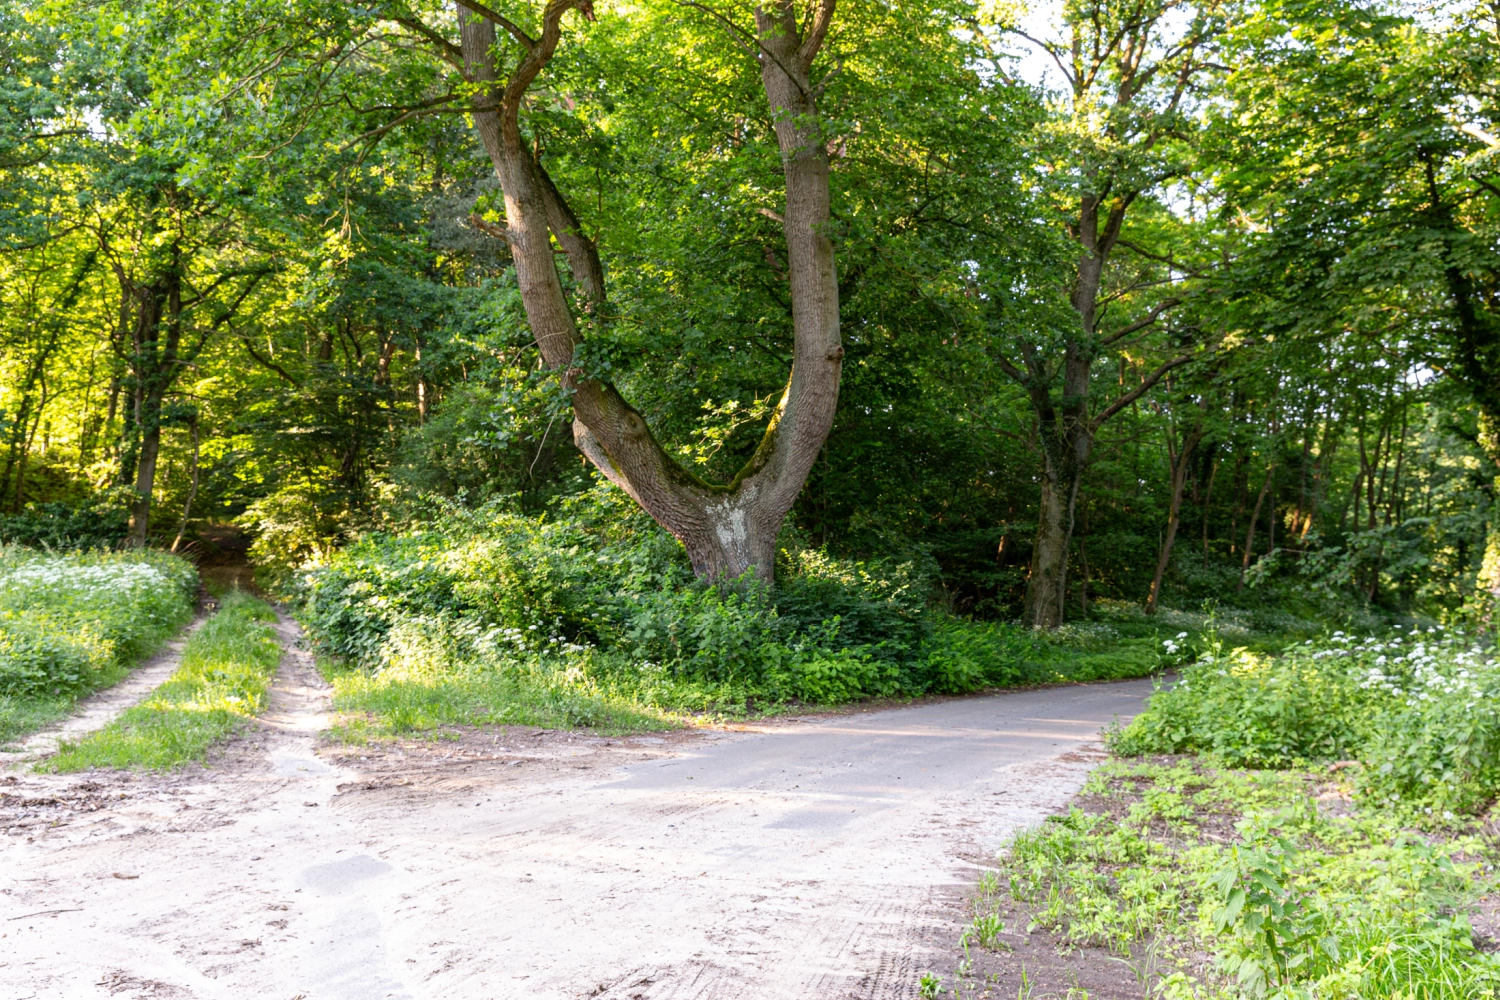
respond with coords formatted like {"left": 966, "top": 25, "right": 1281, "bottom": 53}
{"left": 986, "top": 0, "right": 1227, "bottom": 626}
{"left": 347, "top": 0, "right": 845, "bottom": 582}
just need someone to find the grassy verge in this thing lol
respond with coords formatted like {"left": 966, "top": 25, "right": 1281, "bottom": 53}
{"left": 285, "top": 489, "right": 1367, "bottom": 741}
{"left": 0, "top": 545, "right": 197, "bottom": 747}
{"left": 44, "top": 590, "right": 282, "bottom": 771}
{"left": 936, "top": 759, "right": 1500, "bottom": 999}
{"left": 313, "top": 602, "right": 1316, "bottom": 742}
{"left": 323, "top": 664, "right": 675, "bottom": 742}
{"left": 930, "top": 624, "right": 1500, "bottom": 999}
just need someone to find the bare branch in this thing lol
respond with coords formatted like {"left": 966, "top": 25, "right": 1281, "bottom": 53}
{"left": 234, "top": 332, "right": 299, "bottom": 385}
{"left": 1011, "top": 29, "right": 1077, "bottom": 87}
{"left": 389, "top": 16, "right": 464, "bottom": 69}
{"left": 1099, "top": 296, "right": 1182, "bottom": 345}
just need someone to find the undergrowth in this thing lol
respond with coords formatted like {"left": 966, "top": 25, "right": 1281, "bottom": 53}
{"left": 0, "top": 545, "right": 197, "bottom": 747}
{"left": 957, "top": 759, "right": 1500, "bottom": 999}
{"left": 1113, "top": 624, "right": 1500, "bottom": 819}
{"left": 45, "top": 589, "right": 282, "bottom": 770}
{"left": 942, "top": 626, "right": 1500, "bottom": 999}
{"left": 286, "top": 488, "right": 1302, "bottom": 737}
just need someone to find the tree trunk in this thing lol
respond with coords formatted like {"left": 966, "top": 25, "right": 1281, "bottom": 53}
{"left": 120, "top": 243, "right": 184, "bottom": 548}
{"left": 1237, "top": 462, "right": 1275, "bottom": 592}
{"left": 458, "top": 1, "right": 841, "bottom": 583}
{"left": 1148, "top": 421, "right": 1205, "bottom": 613}
{"left": 128, "top": 399, "right": 161, "bottom": 546}
{"left": 171, "top": 415, "right": 199, "bottom": 553}
{"left": 1479, "top": 411, "right": 1500, "bottom": 617}
{"left": 1201, "top": 452, "right": 1218, "bottom": 568}
{"left": 1023, "top": 412, "right": 1087, "bottom": 628}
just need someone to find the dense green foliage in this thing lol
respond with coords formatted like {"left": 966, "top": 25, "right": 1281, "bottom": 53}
{"left": 0, "top": 0, "right": 1493, "bottom": 633}
{"left": 0, "top": 545, "right": 195, "bottom": 743}
{"left": 962, "top": 760, "right": 1500, "bottom": 998}
{"left": 46, "top": 589, "right": 281, "bottom": 770}
{"left": 299, "top": 488, "right": 1221, "bottom": 731}
{"left": 1115, "top": 627, "right": 1500, "bottom": 818}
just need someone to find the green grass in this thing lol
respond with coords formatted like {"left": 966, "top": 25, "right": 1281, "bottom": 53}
{"left": 0, "top": 545, "right": 197, "bottom": 747}
{"left": 321, "top": 650, "right": 675, "bottom": 742}
{"left": 0, "top": 693, "right": 75, "bottom": 747}
{"left": 44, "top": 589, "right": 282, "bottom": 771}
{"left": 952, "top": 759, "right": 1500, "bottom": 999}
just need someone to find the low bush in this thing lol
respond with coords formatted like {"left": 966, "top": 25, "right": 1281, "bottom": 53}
{"left": 970, "top": 760, "right": 1500, "bottom": 999}
{"left": 1111, "top": 626, "right": 1500, "bottom": 818}
{"left": 0, "top": 494, "right": 131, "bottom": 550}
{"left": 0, "top": 545, "right": 197, "bottom": 745}
{"left": 46, "top": 589, "right": 282, "bottom": 770}
{"left": 291, "top": 486, "right": 1204, "bottom": 734}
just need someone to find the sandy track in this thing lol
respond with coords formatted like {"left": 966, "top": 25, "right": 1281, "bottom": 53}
{"left": 1, "top": 610, "right": 210, "bottom": 764}
{"left": 0, "top": 613, "right": 1150, "bottom": 999}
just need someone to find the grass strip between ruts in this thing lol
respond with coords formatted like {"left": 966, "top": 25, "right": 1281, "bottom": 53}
{"left": 43, "top": 589, "right": 282, "bottom": 771}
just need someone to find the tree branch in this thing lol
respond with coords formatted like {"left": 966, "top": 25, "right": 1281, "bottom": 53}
{"left": 1091, "top": 351, "right": 1199, "bottom": 430}
{"left": 454, "top": 0, "right": 538, "bottom": 51}
{"left": 799, "top": 0, "right": 836, "bottom": 68}
{"left": 389, "top": 16, "right": 464, "bottom": 69}
{"left": 1099, "top": 296, "right": 1182, "bottom": 346}
{"left": 234, "top": 333, "right": 299, "bottom": 385}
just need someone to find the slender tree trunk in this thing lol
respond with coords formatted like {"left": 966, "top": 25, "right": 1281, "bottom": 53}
{"left": 12, "top": 404, "right": 45, "bottom": 512}
{"left": 1078, "top": 514, "right": 1090, "bottom": 619}
{"left": 1479, "top": 411, "right": 1500, "bottom": 617}
{"left": 129, "top": 400, "right": 162, "bottom": 546}
{"left": 1267, "top": 468, "right": 1277, "bottom": 551}
{"left": 1301, "top": 419, "right": 1338, "bottom": 542}
{"left": 458, "top": 2, "right": 842, "bottom": 583}
{"left": 1237, "top": 462, "right": 1275, "bottom": 592}
{"left": 1201, "top": 453, "right": 1218, "bottom": 569}
{"left": 171, "top": 416, "right": 199, "bottom": 553}
{"left": 122, "top": 245, "right": 184, "bottom": 547}
{"left": 1148, "top": 422, "right": 1205, "bottom": 613}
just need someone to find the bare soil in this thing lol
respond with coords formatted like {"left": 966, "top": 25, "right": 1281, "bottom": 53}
{"left": 1, "top": 611, "right": 1151, "bottom": 1000}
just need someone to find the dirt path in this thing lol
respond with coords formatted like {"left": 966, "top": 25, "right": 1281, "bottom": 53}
{"left": 0, "top": 613, "right": 1151, "bottom": 1000}
{"left": 0, "top": 611, "right": 210, "bottom": 764}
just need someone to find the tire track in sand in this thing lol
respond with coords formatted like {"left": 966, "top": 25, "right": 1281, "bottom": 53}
{"left": 2, "top": 608, "right": 211, "bottom": 765}
{"left": 0, "top": 617, "right": 1150, "bottom": 1000}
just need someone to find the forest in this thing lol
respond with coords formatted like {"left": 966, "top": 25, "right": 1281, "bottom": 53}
{"left": 2, "top": 0, "right": 1497, "bottom": 639}
{"left": 3, "top": 0, "right": 1500, "bottom": 995}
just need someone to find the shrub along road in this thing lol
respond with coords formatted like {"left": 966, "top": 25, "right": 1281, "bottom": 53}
{"left": 0, "top": 615, "right": 1150, "bottom": 999}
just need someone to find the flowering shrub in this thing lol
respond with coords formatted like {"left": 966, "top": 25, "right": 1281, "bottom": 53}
{"left": 1110, "top": 625, "right": 1500, "bottom": 816}
{"left": 0, "top": 546, "right": 197, "bottom": 698}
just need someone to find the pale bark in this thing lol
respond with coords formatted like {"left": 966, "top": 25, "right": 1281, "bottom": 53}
{"left": 457, "top": 0, "right": 841, "bottom": 582}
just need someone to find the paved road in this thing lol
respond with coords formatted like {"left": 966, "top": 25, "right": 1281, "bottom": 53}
{"left": 1, "top": 650, "right": 1152, "bottom": 1000}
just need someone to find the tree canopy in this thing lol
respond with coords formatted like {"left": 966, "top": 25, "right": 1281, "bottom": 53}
{"left": 1, "top": 0, "right": 1495, "bottom": 624}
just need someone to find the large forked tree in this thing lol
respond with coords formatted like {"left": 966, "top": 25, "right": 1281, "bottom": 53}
{"left": 401, "top": 0, "right": 843, "bottom": 582}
